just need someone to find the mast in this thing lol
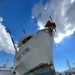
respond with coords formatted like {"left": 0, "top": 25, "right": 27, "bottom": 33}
{"left": 66, "top": 60, "right": 71, "bottom": 69}
{"left": 4, "top": 59, "right": 9, "bottom": 67}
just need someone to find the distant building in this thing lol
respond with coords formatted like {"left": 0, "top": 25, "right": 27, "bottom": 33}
{"left": 65, "top": 67, "right": 75, "bottom": 75}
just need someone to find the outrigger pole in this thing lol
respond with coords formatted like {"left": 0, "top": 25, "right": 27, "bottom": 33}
{"left": 6, "top": 28, "right": 17, "bottom": 53}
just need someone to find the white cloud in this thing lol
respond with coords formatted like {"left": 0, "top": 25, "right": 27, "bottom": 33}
{"left": 0, "top": 17, "right": 15, "bottom": 53}
{"left": 31, "top": 0, "right": 75, "bottom": 43}
{"left": 38, "top": 21, "right": 45, "bottom": 29}
{"left": 71, "top": 0, "right": 75, "bottom": 3}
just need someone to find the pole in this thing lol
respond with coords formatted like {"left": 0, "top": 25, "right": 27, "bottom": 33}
{"left": 6, "top": 28, "right": 17, "bottom": 53}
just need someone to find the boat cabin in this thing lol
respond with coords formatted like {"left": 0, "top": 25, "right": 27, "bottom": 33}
{"left": 18, "top": 34, "right": 33, "bottom": 47}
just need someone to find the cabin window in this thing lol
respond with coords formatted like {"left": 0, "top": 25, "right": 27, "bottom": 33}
{"left": 22, "top": 36, "right": 32, "bottom": 44}
{"left": 26, "top": 36, "right": 32, "bottom": 41}
{"left": 22, "top": 39, "right": 27, "bottom": 44}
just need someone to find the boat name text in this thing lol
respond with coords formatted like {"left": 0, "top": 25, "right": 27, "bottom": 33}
{"left": 16, "top": 47, "right": 31, "bottom": 61}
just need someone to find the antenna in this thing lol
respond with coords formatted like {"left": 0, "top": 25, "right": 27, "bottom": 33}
{"left": 49, "top": 16, "right": 53, "bottom": 23}
{"left": 23, "top": 30, "right": 26, "bottom": 34}
{"left": 5, "top": 28, "right": 17, "bottom": 53}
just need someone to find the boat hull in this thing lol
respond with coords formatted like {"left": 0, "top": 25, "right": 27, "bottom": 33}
{"left": 14, "top": 28, "right": 55, "bottom": 75}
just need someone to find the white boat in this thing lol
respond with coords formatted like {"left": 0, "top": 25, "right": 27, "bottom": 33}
{"left": 14, "top": 20, "right": 56, "bottom": 75}
{"left": 0, "top": 59, "right": 15, "bottom": 75}
{"left": 0, "top": 66, "right": 15, "bottom": 75}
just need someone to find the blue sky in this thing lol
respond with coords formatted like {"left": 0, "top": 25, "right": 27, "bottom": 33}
{"left": 0, "top": 0, "right": 75, "bottom": 72}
